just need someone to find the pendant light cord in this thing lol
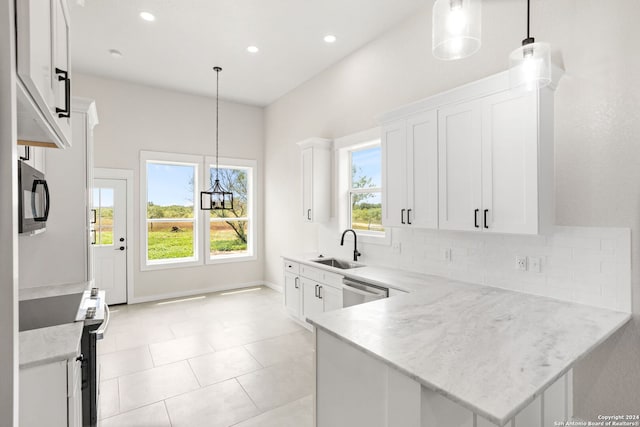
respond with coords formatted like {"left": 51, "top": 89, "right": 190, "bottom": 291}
{"left": 527, "top": 0, "right": 530, "bottom": 39}
{"left": 215, "top": 67, "right": 220, "bottom": 182}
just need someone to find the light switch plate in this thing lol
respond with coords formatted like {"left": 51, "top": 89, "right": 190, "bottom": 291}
{"left": 528, "top": 257, "right": 541, "bottom": 273}
{"left": 516, "top": 256, "right": 527, "bottom": 272}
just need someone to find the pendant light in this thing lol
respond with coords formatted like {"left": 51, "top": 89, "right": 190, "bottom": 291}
{"left": 200, "top": 67, "right": 233, "bottom": 211}
{"left": 432, "top": 0, "right": 482, "bottom": 60}
{"left": 509, "top": 0, "right": 551, "bottom": 90}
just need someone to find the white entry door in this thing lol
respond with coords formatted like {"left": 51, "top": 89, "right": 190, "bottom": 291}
{"left": 92, "top": 179, "right": 128, "bottom": 305}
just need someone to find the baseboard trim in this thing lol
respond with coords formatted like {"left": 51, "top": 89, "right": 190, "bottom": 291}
{"left": 128, "top": 280, "right": 267, "bottom": 304}
{"left": 263, "top": 281, "right": 283, "bottom": 293}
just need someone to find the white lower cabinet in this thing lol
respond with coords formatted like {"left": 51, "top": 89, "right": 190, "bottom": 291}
{"left": 20, "top": 351, "right": 82, "bottom": 427}
{"left": 316, "top": 329, "right": 571, "bottom": 427}
{"left": 283, "top": 259, "right": 343, "bottom": 328}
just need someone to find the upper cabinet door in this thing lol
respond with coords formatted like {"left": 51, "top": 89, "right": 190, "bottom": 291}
{"left": 381, "top": 120, "right": 407, "bottom": 228}
{"left": 16, "top": 0, "right": 55, "bottom": 118}
{"left": 406, "top": 110, "right": 438, "bottom": 229}
{"left": 481, "top": 89, "right": 539, "bottom": 234}
{"left": 52, "top": 0, "right": 72, "bottom": 143}
{"left": 301, "top": 147, "right": 314, "bottom": 222}
{"left": 438, "top": 101, "right": 482, "bottom": 232}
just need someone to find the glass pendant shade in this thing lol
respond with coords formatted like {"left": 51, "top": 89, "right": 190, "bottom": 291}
{"left": 509, "top": 41, "right": 551, "bottom": 90}
{"left": 432, "top": 0, "right": 481, "bottom": 60}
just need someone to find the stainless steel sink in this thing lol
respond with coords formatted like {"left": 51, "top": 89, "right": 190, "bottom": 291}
{"left": 312, "top": 258, "right": 364, "bottom": 270}
{"left": 19, "top": 293, "right": 83, "bottom": 332}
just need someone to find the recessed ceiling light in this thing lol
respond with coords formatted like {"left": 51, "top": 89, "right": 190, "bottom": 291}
{"left": 247, "top": 46, "right": 259, "bottom": 54}
{"left": 324, "top": 34, "right": 337, "bottom": 43}
{"left": 108, "top": 49, "right": 123, "bottom": 59}
{"left": 139, "top": 11, "right": 155, "bottom": 22}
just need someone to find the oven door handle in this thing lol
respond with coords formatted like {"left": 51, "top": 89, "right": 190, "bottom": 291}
{"left": 342, "top": 280, "right": 387, "bottom": 298}
{"left": 92, "top": 304, "right": 110, "bottom": 340}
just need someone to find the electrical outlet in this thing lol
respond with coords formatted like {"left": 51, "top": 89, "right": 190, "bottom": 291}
{"left": 516, "top": 256, "right": 527, "bottom": 272}
{"left": 391, "top": 242, "right": 401, "bottom": 254}
{"left": 442, "top": 248, "right": 452, "bottom": 262}
{"left": 528, "top": 257, "right": 541, "bottom": 273}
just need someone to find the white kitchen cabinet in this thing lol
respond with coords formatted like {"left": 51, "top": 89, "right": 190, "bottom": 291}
{"left": 283, "top": 260, "right": 302, "bottom": 318}
{"left": 19, "top": 99, "right": 98, "bottom": 288}
{"left": 382, "top": 110, "right": 438, "bottom": 228}
{"left": 437, "top": 100, "right": 482, "bottom": 232}
{"left": 283, "top": 258, "right": 344, "bottom": 328}
{"left": 297, "top": 138, "right": 332, "bottom": 223}
{"left": 20, "top": 352, "right": 82, "bottom": 427}
{"left": 18, "top": 144, "right": 46, "bottom": 173}
{"left": 16, "top": 0, "right": 72, "bottom": 148}
{"left": 438, "top": 88, "right": 553, "bottom": 235}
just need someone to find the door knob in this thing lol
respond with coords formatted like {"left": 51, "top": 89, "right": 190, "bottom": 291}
{"left": 116, "top": 246, "right": 125, "bottom": 251}
{"left": 119, "top": 237, "right": 125, "bottom": 242}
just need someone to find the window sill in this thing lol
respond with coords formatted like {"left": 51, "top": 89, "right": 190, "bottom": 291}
{"left": 141, "top": 258, "right": 202, "bottom": 271}
{"left": 206, "top": 254, "right": 257, "bottom": 265}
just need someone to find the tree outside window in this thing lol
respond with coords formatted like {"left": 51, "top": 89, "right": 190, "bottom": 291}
{"left": 350, "top": 145, "right": 384, "bottom": 234}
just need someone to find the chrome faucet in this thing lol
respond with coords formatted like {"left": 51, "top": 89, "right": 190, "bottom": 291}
{"left": 340, "top": 229, "right": 361, "bottom": 262}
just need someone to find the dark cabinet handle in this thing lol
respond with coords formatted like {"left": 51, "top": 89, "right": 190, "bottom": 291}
{"left": 401, "top": 209, "right": 406, "bottom": 224}
{"left": 318, "top": 286, "right": 323, "bottom": 299}
{"left": 314, "top": 284, "right": 319, "bottom": 298}
{"left": 90, "top": 230, "right": 96, "bottom": 245}
{"left": 32, "top": 180, "right": 50, "bottom": 222}
{"left": 55, "top": 68, "right": 71, "bottom": 118}
{"left": 90, "top": 209, "right": 97, "bottom": 224}
{"left": 294, "top": 277, "right": 299, "bottom": 289}
{"left": 474, "top": 209, "right": 479, "bottom": 228}
{"left": 307, "top": 209, "right": 311, "bottom": 221}
{"left": 407, "top": 209, "right": 412, "bottom": 225}
{"left": 484, "top": 209, "right": 489, "bottom": 229}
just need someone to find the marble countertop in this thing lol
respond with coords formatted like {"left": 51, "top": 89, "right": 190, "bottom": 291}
{"left": 283, "top": 255, "right": 631, "bottom": 425}
{"left": 20, "top": 322, "right": 83, "bottom": 369}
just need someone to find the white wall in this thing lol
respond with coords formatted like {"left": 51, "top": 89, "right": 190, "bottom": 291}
{"left": 0, "top": 0, "right": 19, "bottom": 424}
{"left": 264, "top": 0, "right": 640, "bottom": 419}
{"left": 73, "top": 74, "right": 265, "bottom": 300}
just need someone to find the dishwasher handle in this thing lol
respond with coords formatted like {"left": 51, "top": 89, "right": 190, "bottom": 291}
{"left": 93, "top": 304, "right": 110, "bottom": 340}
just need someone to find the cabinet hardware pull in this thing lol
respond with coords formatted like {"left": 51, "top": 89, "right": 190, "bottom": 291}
{"left": 19, "top": 146, "right": 30, "bottom": 161}
{"left": 407, "top": 209, "right": 412, "bottom": 225}
{"left": 401, "top": 209, "right": 406, "bottom": 224}
{"left": 90, "top": 230, "right": 96, "bottom": 245}
{"left": 55, "top": 68, "right": 71, "bottom": 118}
{"left": 318, "top": 286, "right": 323, "bottom": 299}
{"left": 474, "top": 209, "right": 479, "bottom": 228}
{"left": 484, "top": 209, "right": 489, "bottom": 229}
{"left": 294, "top": 277, "right": 299, "bottom": 289}
{"left": 307, "top": 209, "right": 311, "bottom": 221}
{"left": 315, "top": 284, "right": 319, "bottom": 298}
{"left": 90, "top": 209, "right": 97, "bottom": 224}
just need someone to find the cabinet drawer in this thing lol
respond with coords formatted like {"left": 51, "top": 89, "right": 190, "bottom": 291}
{"left": 283, "top": 260, "right": 300, "bottom": 275}
{"left": 300, "top": 264, "right": 324, "bottom": 282}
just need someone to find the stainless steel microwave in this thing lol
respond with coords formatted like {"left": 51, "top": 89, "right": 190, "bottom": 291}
{"left": 18, "top": 161, "right": 50, "bottom": 234}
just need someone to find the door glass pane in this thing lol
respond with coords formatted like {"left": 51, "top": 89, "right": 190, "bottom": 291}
{"left": 351, "top": 191, "right": 383, "bottom": 232}
{"left": 91, "top": 188, "right": 114, "bottom": 247}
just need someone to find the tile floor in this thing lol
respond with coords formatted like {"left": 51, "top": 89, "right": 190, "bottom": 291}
{"left": 98, "top": 286, "right": 314, "bottom": 427}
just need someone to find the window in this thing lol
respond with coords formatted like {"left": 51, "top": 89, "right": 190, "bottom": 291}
{"left": 141, "top": 152, "right": 201, "bottom": 269}
{"left": 206, "top": 157, "right": 256, "bottom": 262}
{"left": 349, "top": 145, "right": 384, "bottom": 235}
{"left": 141, "top": 152, "right": 256, "bottom": 270}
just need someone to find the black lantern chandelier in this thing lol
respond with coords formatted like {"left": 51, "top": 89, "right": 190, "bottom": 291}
{"left": 200, "top": 67, "right": 233, "bottom": 211}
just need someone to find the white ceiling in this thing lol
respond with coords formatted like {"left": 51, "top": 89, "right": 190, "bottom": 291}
{"left": 69, "top": 0, "right": 426, "bottom": 106}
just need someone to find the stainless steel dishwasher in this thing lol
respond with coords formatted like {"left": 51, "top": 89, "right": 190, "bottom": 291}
{"left": 342, "top": 277, "right": 389, "bottom": 308}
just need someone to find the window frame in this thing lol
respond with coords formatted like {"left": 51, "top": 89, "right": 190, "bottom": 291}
{"left": 204, "top": 157, "right": 257, "bottom": 264}
{"left": 140, "top": 151, "right": 202, "bottom": 271}
{"left": 335, "top": 128, "right": 391, "bottom": 246}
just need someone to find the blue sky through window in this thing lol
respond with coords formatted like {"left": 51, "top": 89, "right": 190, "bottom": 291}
{"left": 147, "top": 163, "right": 195, "bottom": 207}
{"left": 351, "top": 145, "right": 381, "bottom": 188}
